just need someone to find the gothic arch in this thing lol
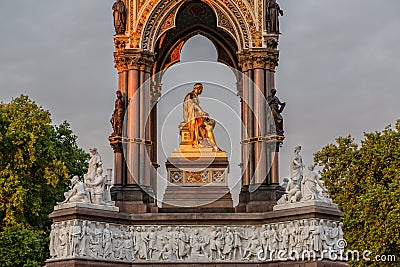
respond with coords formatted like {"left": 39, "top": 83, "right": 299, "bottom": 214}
{"left": 139, "top": 0, "right": 252, "bottom": 53}
{"left": 153, "top": 2, "right": 240, "bottom": 72}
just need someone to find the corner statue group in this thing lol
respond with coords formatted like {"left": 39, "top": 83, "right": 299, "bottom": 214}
{"left": 183, "top": 83, "right": 221, "bottom": 152}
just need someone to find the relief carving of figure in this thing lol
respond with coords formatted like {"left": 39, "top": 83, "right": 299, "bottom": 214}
{"left": 110, "top": 90, "right": 125, "bottom": 136}
{"left": 208, "top": 226, "right": 218, "bottom": 260}
{"left": 138, "top": 226, "right": 149, "bottom": 260}
{"left": 183, "top": 83, "right": 221, "bottom": 151}
{"left": 190, "top": 229, "right": 207, "bottom": 256}
{"left": 58, "top": 222, "right": 68, "bottom": 258}
{"left": 132, "top": 227, "right": 141, "bottom": 259}
{"left": 270, "top": 224, "right": 279, "bottom": 257}
{"left": 266, "top": 0, "right": 284, "bottom": 34}
{"left": 102, "top": 224, "right": 113, "bottom": 259}
{"left": 89, "top": 222, "right": 103, "bottom": 258}
{"left": 222, "top": 227, "right": 234, "bottom": 260}
{"left": 242, "top": 232, "right": 260, "bottom": 260}
{"left": 79, "top": 221, "right": 89, "bottom": 257}
{"left": 50, "top": 224, "right": 58, "bottom": 258}
{"left": 177, "top": 227, "right": 190, "bottom": 260}
{"left": 148, "top": 226, "right": 158, "bottom": 260}
{"left": 232, "top": 227, "right": 246, "bottom": 260}
{"left": 278, "top": 223, "right": 289, "bottom": 255}
{"left": 267, "top": 88, "right": 285, "bottom": 135}
{"left": 119, "top": 228, "right": 133, "bottom": 261}
{"left": 70, "top": 220, "right": 82, "bottom": 257}
{"left": 214, "top": 227, "right": 224, "bottom": 260}
{"left": 112, "top": 0, "right": 127, "bottom": 34}
{"left": 160, "top": 237, "right": 174, "bottom": 260}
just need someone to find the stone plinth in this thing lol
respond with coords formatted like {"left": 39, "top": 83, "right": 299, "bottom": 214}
{"left": 273, "top": 199, "right": 339, "bottom": 211}
{"left": 164, "top": 146, "right": 231, "bottom": 212}
{"left": 46, "top": 204, "right": 346, "bottom": 267}
{"left": 161, "top": 185, "right": 234, "bottom": 213}
{"left": 236, "top": 184, "right": 286, "bottom": 213}
{"left": 54, "top": 202, "right": 119, "bottom": 212}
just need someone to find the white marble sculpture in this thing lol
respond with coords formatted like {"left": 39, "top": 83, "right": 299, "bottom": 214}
{"left": 290, "top": 145, "right": 305, "bottom": 190}
{"left": 57, "top": 176, "right": 90, "bottom": 205}
{"left": 275, "top": 147, "right": 337, "bottom": 210}
{"left": 302, "top": 164, "right": 331, "bottom": 202}
{"left": 48, "top": 218, "right": 345, "bottom": 263}
{"left": 56, "top": 148, "right": 117, "bottom": 210}
{"left": 84, "top": 147, "right": 103, "bottom": 184}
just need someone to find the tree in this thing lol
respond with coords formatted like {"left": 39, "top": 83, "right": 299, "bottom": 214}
{"left": 0, "top": 95, "right": 89, "bottom": 266}
{"left": 314, "top": 120, "right": 400, "bottom": 266}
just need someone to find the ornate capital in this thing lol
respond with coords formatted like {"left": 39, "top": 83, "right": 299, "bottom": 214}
{"left": 114, "top": 55, "right": 128, "bottom": 73}
{"left": 238, "top": 52, "right": 252, "bottom": 72}
{"left": 264, "top": 34, "right": 279, "bottom": 50}
{"left": 113, "top": 35, "right": 129, "bottom": 53}
{"left": 108, "top": 135, "right": 124, "bottom": 153}
{"left": 125, "top": 50, "right": 155, "bottom": 71}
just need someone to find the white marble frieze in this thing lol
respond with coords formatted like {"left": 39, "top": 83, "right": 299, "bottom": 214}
{"left": 49, "top": 218, "right": 344, "bottom": 263}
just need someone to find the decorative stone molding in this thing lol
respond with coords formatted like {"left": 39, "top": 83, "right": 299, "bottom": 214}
{"left": 238, "top": 49, "right": 279, "bottom": 72}
{"left": 48, "top": 218, "right": 344, "bottom": 263}
{"left": 168, "top": 169, "right": 227, "bottom": 185}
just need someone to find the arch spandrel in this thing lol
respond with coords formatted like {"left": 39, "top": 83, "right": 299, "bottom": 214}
{"left": 127, "top": 0, "right": 263, "bottom": 51}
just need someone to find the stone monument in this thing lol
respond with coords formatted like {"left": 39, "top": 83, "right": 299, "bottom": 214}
{"left": 46, "top": 0, "right": 347, "bottom": 266}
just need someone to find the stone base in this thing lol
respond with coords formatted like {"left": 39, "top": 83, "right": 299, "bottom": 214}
{"left": 111, "top": 185, "right": 157, "bottom": 213}
{"left": 47, "top": 205, "right": 345, "bottom": 266}
{"left": 54, "top": 202, "right": 119, "bottom": 212}
{"left": 236, "top": 184, "right": 286, "bottom": 212}
{"left": 161, "top": 185, "right": 234, "bottom": 213}
{"left": 273, "top": 199, "right": 339, "bottom": 211}
{"left": 46, "top": 259, "right": 348, "bottom": 267}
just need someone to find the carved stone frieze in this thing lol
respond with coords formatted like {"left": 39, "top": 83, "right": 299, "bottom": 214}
{"left": 48, "top": 218, "right": 344, "bottom": 263}
{"left": 168, "top": 169, "right": 227, "bottom": 185}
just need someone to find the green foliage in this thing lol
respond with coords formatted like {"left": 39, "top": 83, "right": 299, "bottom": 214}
{"left": 314, "top": 120, "right": 400, "bottom": 266}
{"left": 0, "top": 95, "right": 89, "bottom": 265}
{"left": 0, "top": 226, "right": 47, "bottom": 267}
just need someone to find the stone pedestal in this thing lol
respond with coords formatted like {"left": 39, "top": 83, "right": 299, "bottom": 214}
{"left": 111, "top": 185, "right": 156, "bottom": 213}
{"left": 46, "top": 204, "right": 346, "bottom": 267}
{"left": 236, "top": 184, "right": 286, "bottom": 213}
{"left": 163, "top": 141, "right": 232, "bottom": 212}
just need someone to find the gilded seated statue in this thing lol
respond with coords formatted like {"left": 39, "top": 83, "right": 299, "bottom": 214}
{"left": 182, "top": 83, "right": 221, "bottom": 152}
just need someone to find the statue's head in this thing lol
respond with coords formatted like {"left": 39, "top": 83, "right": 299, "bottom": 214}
{"left": 193, "top": 83, "right": 203, "bottom": 94}
{"left": 308, "top": 164, "right": 315, "bottom": 171}
{"left": 89, "top": 147, "right": 97, "bottom": 155}
{"left": 271, "top": 88, "right": 277, "bottom": 95}
{"left": 294, "top": 145, "right": 301, "bottom": 153}
{"left": 71, "top": 175, "right": 80, "bottom": 184}
{"left": 116, "top": 90, "right": 122, "bottom": 97}
{"left": 97, "top": 167, "right": 103, "bottom": 175}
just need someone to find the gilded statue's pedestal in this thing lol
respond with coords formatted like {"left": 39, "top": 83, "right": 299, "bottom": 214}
{"left": 162, "top": 125, "right": 233, "bottom": 212}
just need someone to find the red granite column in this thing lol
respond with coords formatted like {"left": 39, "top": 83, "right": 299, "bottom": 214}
{"left": 127, "top": 64, "right": 140, "bottom": 185}
{"left": 253, "top": 67, "right": 267, "bottom": 184}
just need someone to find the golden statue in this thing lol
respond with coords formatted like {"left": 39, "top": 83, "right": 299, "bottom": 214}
{"left": 182, "top": 83, "right": 221, "bottom": 151}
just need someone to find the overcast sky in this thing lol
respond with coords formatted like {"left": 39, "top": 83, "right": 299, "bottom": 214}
{"left": 1, "top": 1, "right": 399, "bottom": 200}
